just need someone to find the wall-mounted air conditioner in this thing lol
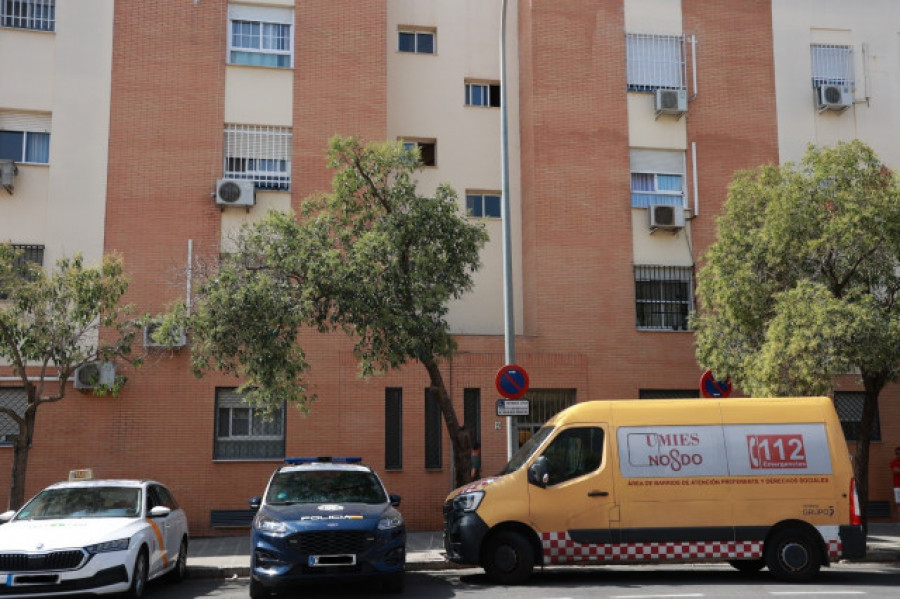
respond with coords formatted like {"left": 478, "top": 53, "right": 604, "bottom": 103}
{"left": 654, "top": 88, "right": 688, "bottom": 117}
{"left": 216, "top": 179, "right": 255, "bottom": 207}
{"left": 74, "top": 362, "right": 116, "bottom": 391}
{"left": 143, "top": 321, "right": 186, "bottom": 349}
{"left": 649, "top": 204, "right": 685, "bottom": 230}
{"left": 0, "top": 160, "right": 17, "bottom": 194}
{"left": 815, "top": 84, "right": 852, "bottom": 112}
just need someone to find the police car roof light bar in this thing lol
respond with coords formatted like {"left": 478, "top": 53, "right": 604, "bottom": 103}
{"left": 284, "top": 457, "right": 362, "bottom": 465}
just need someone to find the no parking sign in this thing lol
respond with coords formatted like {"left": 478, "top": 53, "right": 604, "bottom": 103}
{"left": 700, "top": 369, "right": 732, "bottom": 398}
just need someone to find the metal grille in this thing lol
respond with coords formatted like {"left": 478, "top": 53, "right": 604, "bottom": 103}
{"left": 626, "top": 33, "right": 685, "bottom": 91}
{"left": 213, "top": 388, "right": 285, "bottom": 460}
{"left": 513, "top": 389, "right": 576, "bottom": 450}
{"left": 290, "top": 531, "right": 371, "bottom": 555}
{"left": 384, "top": 388, "right": 402, "bottom": 470}
{"left": 834, "top": 391, "right": 880, "bottom": 442}
{"left": 0, "top": 550, "right": 86, "bottom": 571}
{"left": 0, "top": 387, "right": 26, "bottom": 444}
{"left": 223, "top": 124, "right": 291, "bottom": 191}
{"left": 635, "top": 265, "right": 694, "bottom": 331}
{"left": 811, "top": 44, "right": 854, "bottom": 87}
{"left": 424, "top": 389, "right": 442, "bottom": 470}
{"left": 0, "top": 0, "right": 55, "bottom": 31}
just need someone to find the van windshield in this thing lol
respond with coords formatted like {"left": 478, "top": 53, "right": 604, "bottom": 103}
{"left": 498, "top": 426, "right": 555, "bottom": 475}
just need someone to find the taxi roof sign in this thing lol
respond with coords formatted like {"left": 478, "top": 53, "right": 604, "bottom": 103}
{"left": 68, "top": 468, "right": 94, "bottom": 481}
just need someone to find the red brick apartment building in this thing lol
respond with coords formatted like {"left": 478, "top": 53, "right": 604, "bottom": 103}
{"left": 1, "top": 0, "right": 899, "bottom": 534}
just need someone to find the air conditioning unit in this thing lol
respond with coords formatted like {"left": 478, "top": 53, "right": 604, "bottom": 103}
{"left": 143, "top": 322, "right": 186, "bottom": 349}
{"left": 654, "top": 88, "right": 688, "bottom": 116}
{"left": 816, "top": 84, "right": 852, "bottom": 112}
{"left": 649, "top": 204, "right": 685, "bottom": 230}
{"left": 74, "top": 362, "right": 116, "bottom": 391}
{"left": 216, "top": 179, "right": 255, "bottom": 207}
{"left": 0, "top": 160, "right": 17, "bottom": 194}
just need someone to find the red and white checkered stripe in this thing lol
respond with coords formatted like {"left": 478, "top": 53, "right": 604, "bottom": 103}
{"left": 826, "top": 539, "right": 841, "bottom": 558}
{"left": 541, "top": 531, "right": 763, "bottom": 564}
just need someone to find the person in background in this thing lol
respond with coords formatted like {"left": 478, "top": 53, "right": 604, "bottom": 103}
{"left": 470, "top": 442, "right": 482, "bottom": 481}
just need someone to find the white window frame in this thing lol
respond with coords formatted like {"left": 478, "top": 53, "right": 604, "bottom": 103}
{"left": 224, "top": 124, "right": 292, "bottom": 190}
{"left": 398, "top": 27, "right": 436, "bottom": 54}
{"left": 811, "top": 44, "right": 854, "bottom": 88}
{"left": 0, "top": 0, "right": 55, "bottom": 32}
{"left": 465, "top": 191, "right": 501, "bottom": 219}
{"left": 227, "top": 4, "right": 293, "bottom": 68}
{"left": 626, "top": 33, "right": 685, "bottom": 92}
{"left": 465, "top": 81, "right": 501, "bottom": 107}
{"left": 0, "top": 130, "right": 50, "bottom": 164}
{"left": 630, "top": 149, "right": 685, "bottom": 208}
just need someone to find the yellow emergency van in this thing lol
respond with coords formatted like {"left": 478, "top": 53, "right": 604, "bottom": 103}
{"left": 443, "top": 397, "right": 865, "bottom": 584}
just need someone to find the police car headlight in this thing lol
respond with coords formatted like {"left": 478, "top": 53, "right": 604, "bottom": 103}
{"left": 377, "top": 514, "right": 403, "bottom": 530}
{"left": 452, "top": 491, "right": 484, "bottom": 512}
{"left": 254, "top": 512, "right": 288, "bottom": 535}
{"left": 85, "top": 537, "right": 130, "bottom": 554}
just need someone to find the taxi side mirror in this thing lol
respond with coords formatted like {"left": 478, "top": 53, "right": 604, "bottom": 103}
{"left": 528, "top": 456, "right": 550, "bottom": 489}
{"left": 149, "top": 506, "right": 171, "bottom": 518}
{"left": 249, "top": 496, "right": 261, "bottom": 510}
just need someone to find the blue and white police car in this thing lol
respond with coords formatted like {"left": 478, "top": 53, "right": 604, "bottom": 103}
{"left": 0, "top": 471, "right": 188, "bottom": 597}
{"left": 249, "top": 457, "right": 406, "bottom": 597}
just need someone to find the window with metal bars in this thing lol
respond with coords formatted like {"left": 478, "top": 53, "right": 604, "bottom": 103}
{"left": 214, "top": 388, "right": 285, "bottom": 460}
{"left": 626, "top": 33, "right": 685, "bottom": 92}
{"left": 1, "top": 244, "right": 44, "bottom": 300}
{"left": 0, "top": 387, "right": 25, "bottom": 445}
{"left": 424, "top": 388, "right": 442, "bottom": 470}
{"left": 834, "top": 391, "right": 880, "bottom": 442}
{"left": 0, "top": 0, "right": 55, "bottom": 32}
{"left": 811, "top": 44, "right": 853, "bottom": 88}
{"left": 385, "top": 388, "right": 402, "bottom": 470}
{"left": 512, "top": 389, "right": 576, "bottom": 451}
{"left": 223, "top": 124, "right": 291, "bottom": 191}
{"left": 634, "top": 265, "right": 694, "bottom": 331}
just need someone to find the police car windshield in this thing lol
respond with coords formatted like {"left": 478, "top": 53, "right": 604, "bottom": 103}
{"left": 267, "top": 470, "right": 387, "bottom": 505}
{"left": 15, "top": 487, "right": 142, "bottom": 520}
{"left": 499, "top": 425, "right": 555, "bottom": 475}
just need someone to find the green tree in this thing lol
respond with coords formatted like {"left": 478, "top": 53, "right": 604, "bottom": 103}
{"left": 693, "top": 140, "right": 900, "bottom": 526}
{"left": 0, "top": 247, "right": 140, "bottom": 509}
{"left": 184, "top": 136, "right": 489, "bottom": 486}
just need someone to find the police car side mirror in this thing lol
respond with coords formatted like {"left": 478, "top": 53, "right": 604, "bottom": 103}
{"left": 149, "top": 506, "right": 171, "bottom": 518}
{"left": 389, "top": 494, "right": 401, "bottom": 507}
{"left": 249, "top": 496, "right": 261, "bottom": 510}
{"left": 528, "top": 457, "right": 550, "bottom": 489}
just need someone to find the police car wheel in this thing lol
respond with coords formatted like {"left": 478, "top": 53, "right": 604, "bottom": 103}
{"left": 483, "top": 530, "right": 534, "bottom": 585}
{"left": 383, "top": 572, "right": 405, "bottom": 593}
{"left": 765, "top": 527, "right": 821, "bottom": 582}
{"left": 249, "top": 577, "right": 272, "bottom": 599}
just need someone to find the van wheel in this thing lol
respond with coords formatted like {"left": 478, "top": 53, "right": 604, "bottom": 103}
{"left": 728, "top": 558, "right": 765, "bottom": 573}
{"left": 249, "top": 577, "right": 271, "bottom": 599}
{"left": 483, "top": 530, "right": 534, "bottom": 585}
{"left": 765, "top": 528, "right": 821, "bottom": 582}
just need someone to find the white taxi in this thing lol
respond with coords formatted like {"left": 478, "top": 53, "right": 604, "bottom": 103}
{"left": 0, "top": 474, "right": 189, "bottom": 598}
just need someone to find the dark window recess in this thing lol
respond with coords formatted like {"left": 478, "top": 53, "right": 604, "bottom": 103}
{"left": 424, "top": 388, "right": 442, "bottom": 469}
{"left": 463, "top": 388, "right": 481, "bottom": 445}
{"left": 834, "top": 391, "right": 880, "bottom": 442}
{"left": 639, "top": 389, "right": 700, "bottom": 399}
{"left": 385, "top": 388, "right": 403, "bottom": 470}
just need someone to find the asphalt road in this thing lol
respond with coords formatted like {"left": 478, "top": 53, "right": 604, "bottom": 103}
{"left": 145, "top": 562, "right": 900, "bottom": 599}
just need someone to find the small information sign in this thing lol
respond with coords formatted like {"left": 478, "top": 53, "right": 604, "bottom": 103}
{"left": 496, "top": 399, "right": 530, "bottom": 417}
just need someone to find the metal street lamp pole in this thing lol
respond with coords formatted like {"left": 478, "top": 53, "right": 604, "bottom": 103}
{"left": 500, "top": 0, "right": 516, "bottom": 460}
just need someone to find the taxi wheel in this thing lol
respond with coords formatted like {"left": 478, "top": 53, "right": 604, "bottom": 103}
{"left": 249, "top": 577, "right": 272, "bottom": 599}
{"left": 765, "top": 527, "right": 821, "bottom": 582}
{"left": 483, "top": 530, "right": 534, "bottom": 585}
{"left": 125, "top": 548, "right": 149, "bottom": 598}
{"left": 168, "top": 537, "right": 188, "bottom": 582}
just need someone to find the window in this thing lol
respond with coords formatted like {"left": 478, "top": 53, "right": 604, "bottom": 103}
{"left": 0, "top": 244, "right": 43, "bottom": 300}
{"left": 401, "top": 139, "right": 436, "bottom": 167}
{"left": 834, "top": 391, "right": 880, "bottom": 442}
{"left": 214, "top": 388, "right": 285, "bottom": 460}
{"left": 466, "top": 192, "right": 501, "bottom": 218}
{"left": 0, "top": 0, "right": 55, "bottom": 32}
{"left": 0, "top": 387, "right": 26, "bottom": 445}
{"left": 630, "top": 149, "right": 685, "bottom": 208}
{"left": 398, "top": 27, "right": 435, "bottom": 54}
{"left": 0, "top": 131, "right": 50, "bottom": 164}
{"left": 228, "top": 4, "right": 293, "bottom": 68}
{"left": 540, "top": 427, "right": 604, "bottom": 486}
{"left": 626, "top": 33, "right": 685, "bottom": 92}
{"left": 811, "top": 44, "right": 853, "bottom": 87}
{"left": 465, "top": 81, "right": 501, "bottom": 107}
{"left": 424, "top": 389, "right": 442, "bottom": 469}
{"left": 385, "top": 388, "right": 402, "bottom": 470}
{"left": 224, "top": 124, "right": 291, "bottom": 190}
{"left": 635, "top": 265, "right": 694, "bottom": 331}
{"left": 463, "top": 388, "right": 481, "bottom": 445}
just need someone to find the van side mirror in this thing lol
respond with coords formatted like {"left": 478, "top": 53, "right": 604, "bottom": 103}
{"left": 249, "top": 496, "right": 261, "bottom": 510}
{"left": 528, "top": 456, "right": 550, "bottom": 488}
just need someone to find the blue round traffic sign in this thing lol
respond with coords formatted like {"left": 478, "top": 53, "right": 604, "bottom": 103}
{"left": 700, "top": 369, "right": 732, "bottom": 398}
{"left": 496, "top": 364, "right": 529, "bottom": 399}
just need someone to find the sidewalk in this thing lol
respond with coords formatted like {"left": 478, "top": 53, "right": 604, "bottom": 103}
{"left": 186, "top": 524, "right": 900, "bottom": 579}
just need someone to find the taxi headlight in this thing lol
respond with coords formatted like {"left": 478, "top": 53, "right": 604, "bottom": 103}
{"left": 254, "top": 512, "right": 288, "bottom": 535}
{"left": 452, "top": 491, "right": 484, "bottom": 512}
{"left": 377, "top": 514, "right": 403, "bottom": 530}
{"left": 85, "top": 537, "right": 130, "bottom": 554}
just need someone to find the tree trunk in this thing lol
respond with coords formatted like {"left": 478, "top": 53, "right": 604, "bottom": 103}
{"left": 8, "top": 403, "right": 36, "bottom": 511}
{"left": 422, "top": 357, "right": 474, "bottom": 488}
{"left": 853, "top": 372, "right": 886, "bottom": 533}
